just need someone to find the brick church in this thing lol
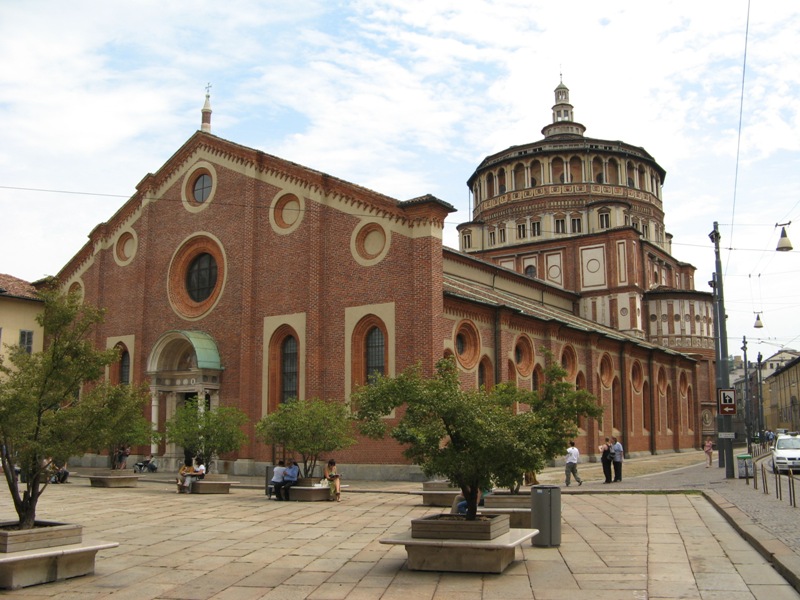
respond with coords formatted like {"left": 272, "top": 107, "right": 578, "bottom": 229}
{"left": 58, "top": 82, "right": 716, "bottom": 478}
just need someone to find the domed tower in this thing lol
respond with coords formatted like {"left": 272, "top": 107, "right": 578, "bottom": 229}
{"left": 457, "top": 81, "right": 714, "bottom": 358}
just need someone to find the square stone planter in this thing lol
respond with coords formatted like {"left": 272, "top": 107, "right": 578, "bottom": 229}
{"left": 0, "top": 521, "right": 82, "bottom": 553}
{"left": 411, "top": 513, "right": 510, "bottom": 540}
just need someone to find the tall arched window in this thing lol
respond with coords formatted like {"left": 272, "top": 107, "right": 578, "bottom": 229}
{"left": 120, "top": 350, "right": 131, "bottom": 385}
{"left": 268, "top": 325, "right": 301, "bottom": 412}
{"left": 365, "top": 327, "right": 385, "bottom": 383}
{"left": 352, "top": 315, "right": 389, "bottom": 388}
{"left": 281, "top": 336, "right": 298, "bottom": 403}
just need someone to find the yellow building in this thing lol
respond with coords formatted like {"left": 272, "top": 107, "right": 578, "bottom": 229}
{"left": 0, "top": 274, "right": 43, "bottom": 366}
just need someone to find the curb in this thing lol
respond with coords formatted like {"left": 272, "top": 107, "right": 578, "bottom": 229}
{"left": 702, "top": 488, "right": 800, "bottom": 594}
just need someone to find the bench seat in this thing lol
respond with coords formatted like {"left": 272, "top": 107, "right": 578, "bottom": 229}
{"left": 88, "top": 475, "right": 139, "bottom": 488}
{"left": 410, "top": 490, "right": 462, "bottom": 507}
{"left": 0, "top": 540, "right": 118, "bottom": 589}
{"left": 380, "top": 528, "right": 538, "bottom": 573}
{"left": 190, "top": 480, "right": 239, "bottom": 494}
{"left": 277, "top": 485, "right": 351, "bottom": 502}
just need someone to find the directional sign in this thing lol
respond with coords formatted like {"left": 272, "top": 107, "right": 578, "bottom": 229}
{"left": 718, "top": 388, "right": 737, "bottom": 415}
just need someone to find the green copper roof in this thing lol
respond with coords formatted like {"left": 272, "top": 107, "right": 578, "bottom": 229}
{"left": 179, "top": 330, "right": 222, "bottom": 370}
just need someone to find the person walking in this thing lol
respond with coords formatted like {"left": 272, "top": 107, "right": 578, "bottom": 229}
{"left": 564, "top": 441, "right": 583, "bottom": 486}
{"left": 704, "top": 437, "right": 714, "bottom": 467}
{"left": 599, "top": 438, "right": 613, "bottom": 483}
{"left": 612, "top": 437, "right": 623, "bottom": 482}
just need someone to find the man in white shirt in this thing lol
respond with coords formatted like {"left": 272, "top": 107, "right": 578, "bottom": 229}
{"left": 565, "top": 441, "right": 583, "bottom": 486}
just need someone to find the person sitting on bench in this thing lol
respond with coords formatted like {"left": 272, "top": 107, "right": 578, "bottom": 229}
{"left": 274, "top": 460, "right": 298, "bottom": 500}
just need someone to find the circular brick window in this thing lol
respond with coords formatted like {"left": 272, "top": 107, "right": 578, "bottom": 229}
{"left": 561, "top": 345, "right": 577, "bottom": 379}
{"left": 115, "top": 231, "right": 137, "bottom": 265}
{"left": 351, "top": 221, "right": 390, "bottom": 266}
{"left": 631, "top": 360, "right": 643, "bottom": 392}
{"left": 168, "top": 235, "right": 226, "bottom": 320}
{"left": 182, "top": 163, "right": 217, "bottom": 212}
{"left": 599, "top": 353, "right": 613, "bottom": 387}
{"left": 273, "top": 194, "right": 302, "bottom": 229}
{"left": 454, "top": 320, "right": 480, "bottom": 369}
{"left": 514, "top": 335, "right": 534, "bottom": 376}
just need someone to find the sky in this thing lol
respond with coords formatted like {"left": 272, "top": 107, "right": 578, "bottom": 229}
{"left": 1, "top": 0, "right": 799, "bottom": 359}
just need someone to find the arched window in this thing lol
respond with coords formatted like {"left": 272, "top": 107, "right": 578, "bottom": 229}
{"left": 268, "top": 325, "right": 301, "bottom": 412}
{"left": 281, "top": 336, "right": 298, "bottom": 403}
{"left": 365, "top": 327, "right": 385, "bottom": 383}
{"left": 120, "top": 350, "right": 131, "bottom": 385}
{"left": 352, "top": 315, "right": 389, "bottom": 388}
{"left": 478, "top": 356, "right": 493, "bottom": 390}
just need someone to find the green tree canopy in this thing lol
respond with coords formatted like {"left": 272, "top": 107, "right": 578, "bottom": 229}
{"left": 353, "top": 354, "right": 601, "bottom": 520}
{"left": 255, "top": 398, "right": 356, "bottom": 478}
{"left": 0, "top": 287, "right": 154, "bottom": 529}
{"left": 163, "top": 401, "right": 248, "bottom": 472}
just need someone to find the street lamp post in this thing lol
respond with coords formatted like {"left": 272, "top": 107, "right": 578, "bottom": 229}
{"left": 742, "top": 337, "right": 751, "bottom": 454}
{"left": 757, "top": 352, "right": 764, "bottom": 436}
{"left": 710, "top": 222, "right": 735, "bottom": 478}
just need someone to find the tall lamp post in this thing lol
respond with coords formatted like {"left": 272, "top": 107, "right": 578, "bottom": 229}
{"left": 757, "top": 352, "right": 764, "bottom": 437}
{"left": 742, "top": 337, "right": 751, "bottom": 455}
{"left": 710, "top": 222, "right": 735, "bottom": 478}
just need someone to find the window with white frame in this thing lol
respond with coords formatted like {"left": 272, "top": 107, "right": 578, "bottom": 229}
{"left": 499, "top": 228, "right": 506, "bottom": 243}
{"left": 489, "top": 231, "right": 496, "bottom": 245}
{"left": 517, "top": 223, "right": 526, "bottom": 239}
{"left": 599, "top": 212, "right": 610, "bottom": 229}
{"left": 571, "top": 217, "right": 582, "bottom": 233}
{"left": 462, "top": 233, "right": 471, "bottom": 249}
{"left": 555, "top": 218, "right": 566, "bottom": 234}
{"left": 531, "top": 221, "right": 541, "bottom": 237}
{"left": 19, "top": 330, "right": 33, "bottom": 354}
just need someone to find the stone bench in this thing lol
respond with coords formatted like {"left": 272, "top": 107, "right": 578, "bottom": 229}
{"left": 190, "top": 479, "right": 239, "bottom": 494}
{"left": 280, "top": 485, "right": 350, "bottom": 502}
{"left": 411, "top": 490, "right": 462, "bottom": 507}
{"left": 88, "top": 474, "right": 139, "bottom": 488}
{"left": 380, "top": 528, "right": 538, "bottom": 573}
{"left": 0, "top": 541, "right": 118, "bottom": 589}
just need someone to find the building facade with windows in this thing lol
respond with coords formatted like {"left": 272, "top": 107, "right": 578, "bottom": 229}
{"left": 0, "top": 274, "right": 44, "bottom": 366}
{"left": 56, "top": 86, "right": 713, "bottom": 477}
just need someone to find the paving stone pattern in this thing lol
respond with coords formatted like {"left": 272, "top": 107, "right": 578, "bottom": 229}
{"left": 1, "top": 450, "right": 799, "bottom": 599}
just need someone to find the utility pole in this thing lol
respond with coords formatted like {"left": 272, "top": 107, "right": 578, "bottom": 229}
{"left": 710, "top": 222, "right": 735, "bottom": 478}
{"left": 757, "top": 352, "right": 764, "bottom": 436}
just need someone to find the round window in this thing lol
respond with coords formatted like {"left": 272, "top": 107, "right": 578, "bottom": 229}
{"left": 193, "top": 174, "right": 212, "bottom": 203}
{"left": 186, "top": 253, "right": 218, "bottom": 302}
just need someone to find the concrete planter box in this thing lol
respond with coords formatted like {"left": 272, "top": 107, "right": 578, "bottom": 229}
{"left": 0, "top": 521, "right": 82, "bottom": 553}
{"left": 411, "top": 513, "right": 510, "bottom": 540}
{"left": 88, "top": 472, "right": 139, "bottom": 488}
{"left": 0, "top": 521, "right": 118, "bottom": 590}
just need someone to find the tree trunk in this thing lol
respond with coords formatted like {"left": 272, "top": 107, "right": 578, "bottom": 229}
{"left": 461, "top": 485, "right": 481, "bottom": 521}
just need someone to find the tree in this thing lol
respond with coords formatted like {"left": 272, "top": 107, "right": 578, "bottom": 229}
{"left": 255, "top": 398, "right": 356, "bottom": 478}
{"left": 164, "top": 401, "right": 248, "bottom": 472}
{"left": 0, "top": 288, "right": 154, "bottom": 529}
{"left": 353, "top": 355, "right": 601, "bottom": 520}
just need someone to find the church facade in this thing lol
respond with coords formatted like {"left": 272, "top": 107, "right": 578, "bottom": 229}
{"left": 57, "top": 84, "right": 715, "bottom": 477}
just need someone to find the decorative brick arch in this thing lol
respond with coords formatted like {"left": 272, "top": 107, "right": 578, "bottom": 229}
{"left": 268, "top": 324, "right": 300, "bottom": 413}
{"left": 352, "top": 315, "right": 388, "bottom": 389}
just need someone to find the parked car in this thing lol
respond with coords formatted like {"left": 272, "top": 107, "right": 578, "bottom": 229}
{"left": 771, "top": 433, "right": 800, "bottom": 474}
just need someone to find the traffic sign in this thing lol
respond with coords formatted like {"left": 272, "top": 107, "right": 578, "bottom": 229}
{"left": 718, "top": 432, "right": 736, "bottom": 439}
{"left": 718, "top": 388, "right": 736, "bottom": 415}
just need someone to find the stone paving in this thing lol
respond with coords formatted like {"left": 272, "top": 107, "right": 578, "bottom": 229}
{"left": 1, "top": 450, "right": 800, "bottom": 599}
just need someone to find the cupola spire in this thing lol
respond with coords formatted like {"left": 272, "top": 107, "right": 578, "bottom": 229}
{"left": 541, "top": 78, "right": 586, "bottom": 138}
{"left": 201, "top": 83, "right": 212, "bottom": 133}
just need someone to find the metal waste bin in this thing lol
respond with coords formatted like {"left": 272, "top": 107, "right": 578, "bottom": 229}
{"left": 736, "top": 454, "right": 753, "bottom": 479}
{"left": 531, "top": 484, "right": 561, "bottom": 547}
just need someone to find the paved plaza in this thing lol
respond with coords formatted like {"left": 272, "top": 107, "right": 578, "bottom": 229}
{"left": 2, "top": 451, "right": 800, "bottom": 599}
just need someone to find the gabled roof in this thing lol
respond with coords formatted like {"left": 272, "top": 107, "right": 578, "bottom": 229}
{"left": 0, "top": 274, "right": 41, "bottom": 302}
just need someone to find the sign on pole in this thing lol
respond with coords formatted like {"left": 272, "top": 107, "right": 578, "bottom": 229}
{"left": 718, "top": 388, "right": 736, "bottom": 416}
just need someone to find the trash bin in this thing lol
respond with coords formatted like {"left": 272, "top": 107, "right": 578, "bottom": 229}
{"left": 736, "top": 454, "right": 753, "bottom": 478}
{"left": 531, "top": 484, "right": 561, "bottom": 547}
